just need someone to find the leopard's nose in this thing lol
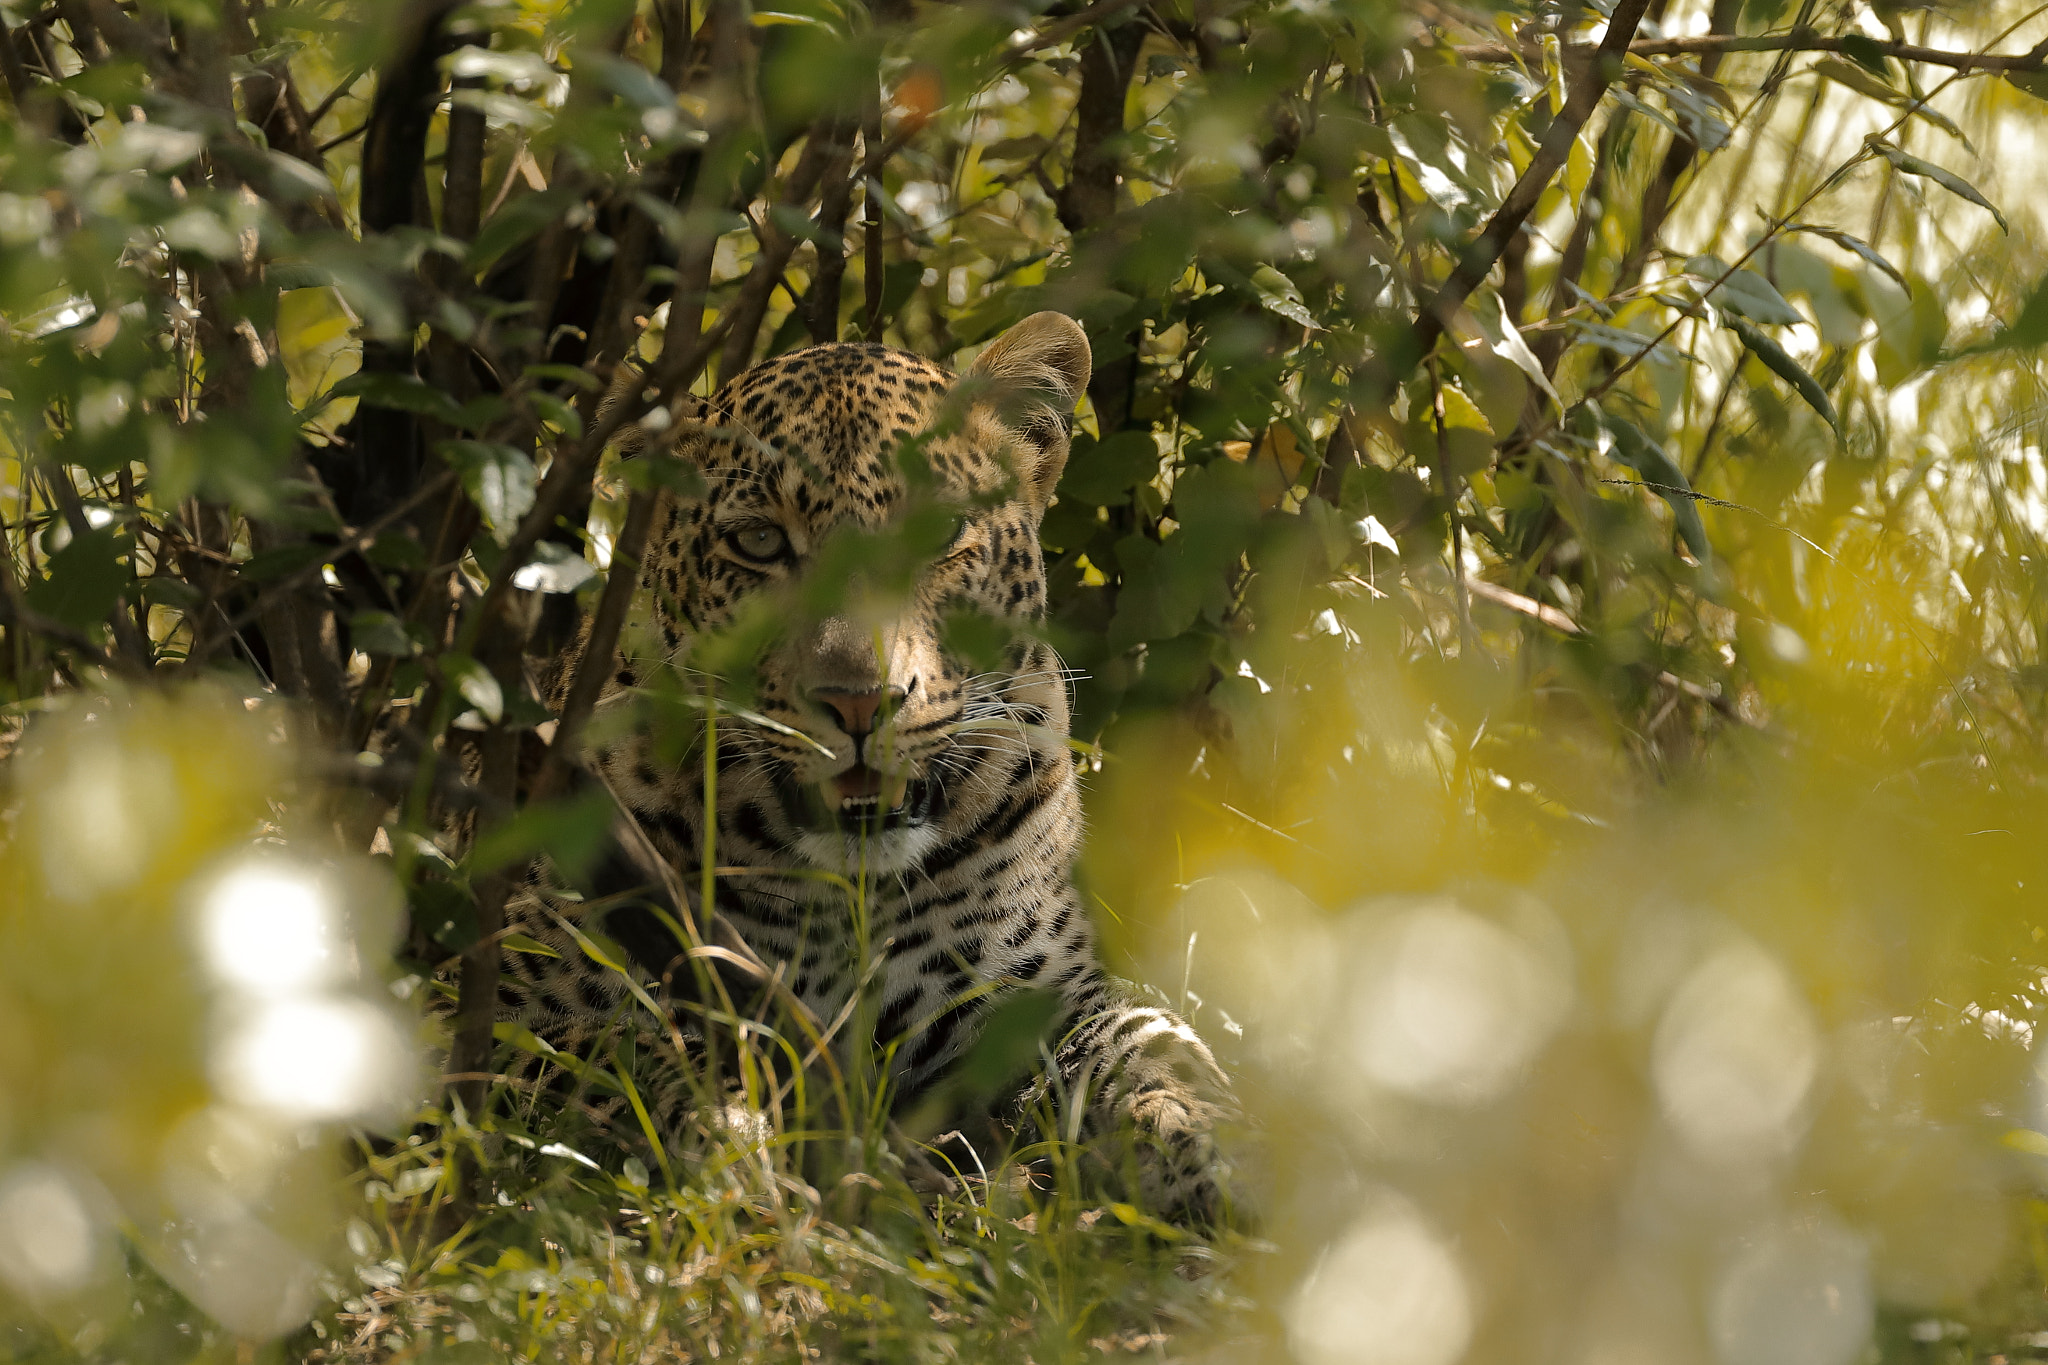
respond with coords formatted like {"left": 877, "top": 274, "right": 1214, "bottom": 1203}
{"left": 810, "top": 684, "right": 908, "bottom": 738}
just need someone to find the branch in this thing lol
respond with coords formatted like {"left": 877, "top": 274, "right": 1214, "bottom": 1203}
{"left": 529, "top": 485, "right": 658, "bottom": 803}
{"left": 716, "top": 122, "right": 842, "bottom": 384}
{"left": 359, "top": 1, "right": 460, "bottom": 234}
{"left": 1404, "top": 0, "right": 1656, "bottom": 370}
{"left": 1454, "top": 29, "right": 2048, "bottom": 74}
{"left": 1004, "top": 0, "right": 1148, "bottom": 61}
{"left": 216, "top": 467, "right": 458, "bottom": 641}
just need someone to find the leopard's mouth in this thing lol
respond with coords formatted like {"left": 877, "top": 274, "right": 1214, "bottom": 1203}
{"left": 793, "top": 763, "right": 945, "bottom": 833}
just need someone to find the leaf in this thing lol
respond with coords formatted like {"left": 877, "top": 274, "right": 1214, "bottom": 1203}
{"left": 1866, "top": 137, "right": 2007, "bottom": 232}
{"left": 1468, "top": 291, "right": 1560, "bottom": 407}
{"left": 1662, "top": 81, "right": 1732, "bottom": 151}
{"left": 1569, "top": 320, "right": 1683, "bottom": 366}
{"left": 331, "top": 372, "right": 465, "bottom": 423}
{"left": 1813, "top": 56, "right": 1901, "bottom": 105}
{"left": 1838, "top": 33, "right": 1893, "bottom": 75}
{"left": 443, "top": 654, "right": 504, "bottom": 725}
{"left": 501, "top": 933, "right": 562, "bottom": 958}
{"left": 467, "top": 188, "right": 580, "bottom": 274}
{"left": 1962, "top": 272, "right": 2048, "bottom": 354}
{"left": 1787, "top": 224, "right": 1908, "bottom": 289}
{"left": 1687, "top": 255, "right": 1804, "bottom": 326}
{"left": 510, "top": 541, "right": 599, "bottom": 594}
{"left": 523, "top": 363, "right": 606, "bottom": 393}
{"left": 1727, "top": 315, "right": 1840, "bottom": 432}
{"left": 577, "top": 52, "right": 675, "bottom": 110}
{"left": 944, "top": 988, "right": 1061, "bottom": 1099}
{"left": 530, "top": 391, "right": 584, "bottom": 439}
{"left": 235, "top": 542, "right": 328, "bottom": 584}
{"left": 1249, "top": 265, "right": 1319, "bottom": 330}
{"left": 469, "top": 790, "right": 619, "bottom": 886}
{"left": 2004, "top": 69, "right": 2048, "bottom": 103}
{"left": 1060, "top": 429, "right": 1162, "bottom": 508}
{"left": 1610, "top": 89, "right": 1688, "bottom": 142}
{"left": 1812, "top": 60, "right": 1969, "bottom": 145}
{"left": 1355, "top": 514, "right": 1400, "bottom": 554}
{"left": 1603, "top": 417, "right": 1712, "bottom": 562}
{"left": 25, "top": 529, "right": 128, "bottom": 630}
{"left": 349, "top": 610, "right": 417, "bottom": 657}
{"left": 438, "top": 440, "right": 537, "bottom": 544}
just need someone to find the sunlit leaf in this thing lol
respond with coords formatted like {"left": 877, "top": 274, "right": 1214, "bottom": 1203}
{"left": 444, "top": 653, "right": 504, "bottom": 725}
{"left": 1688, "top": 255, "right": 1805, "bottom": 327}
{"left": 1786, "top": 224, "right": 1908, "bottom": 289}
{"left": 1866, "top": 137, "right": 2007, "bottom": 232}
{"left": 439, "top": 440, "right": 538, "bottom": 544}
{"left": 509, "top": 542, "right": 598, "bottom": 595}
{"left": 1468, "top": 290, "right": 1559, "bottom": 407}
{"left": 1248, "top": 265, "right": 1319, "bottom": 331}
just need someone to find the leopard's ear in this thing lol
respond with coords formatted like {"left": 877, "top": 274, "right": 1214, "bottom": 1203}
{"left": 965, "top": 311, "right": 1092, "bottom": 509}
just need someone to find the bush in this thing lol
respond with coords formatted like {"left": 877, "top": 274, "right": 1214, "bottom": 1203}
{"left": 6, "top": 0, "right": 2048, "bottom": 1357}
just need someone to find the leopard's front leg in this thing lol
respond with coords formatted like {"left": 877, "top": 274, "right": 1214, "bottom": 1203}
{"left": 1047, "top": 972, "right": 1237, "bottom": 1224}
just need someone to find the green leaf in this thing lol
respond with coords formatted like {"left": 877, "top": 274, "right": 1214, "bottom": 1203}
{"left": 524, "top": 364, "right": 606, "bottom": 393}
{"left": 501, "top": 933, "right": 562, "bottom": 958}
{"left": 330, "top": 372, "right": 464, "bottom": 423}
{"left": 1786, "top": 224, "right": 1908, "bottom": 289}
{"left": 25, "top": 529, "right": 128, "bottom": 631}
{"left": 1687, "top": 255, "right": 1804, "bottom": 327}
{"left": 2004, "top": 69, "right": 2048, "bottom": 103}
{"left": 1603, "top": 416, "right": 1712, "bottom": 562}
{"left": 413, "top": 879, "right": 478, "bottom": 952}
{"left": 468, "top": 188, "right": 581, "bottom": 274}
{"left": 349, "top": 610, "right": 418, "bottom": 657}
{"left": 1812, "top": 60, "right": 1969, "bottom": 144}
{"left": 1468, "top": 291, "right": 1560, "bottom": 407}
{"left": 530, "top": 391, "right": 585, "bottom": 439}
{"left": 1569, "top": 320, "right": 1683, "bottom": 366}
{"left": 1812, "top": 56, "right": 1902, "bottom": 103}
{"left": 236, "top": 542, "right": 328, "bottom": 584}
{"left": 1249, "top": 265, "right": 1319, "bottom": 331}
{"left": 443, "top": 653, "right": 504, "bottom": 724}
{"left": 1964, "top": 272, "right": 2048, "bottom": 353}
{"left": 943, "top": 987, "right": 1061, "bottom": 1100}
{"left": 1727, "top": 315, "right": 1840, "bottom": 432}
{"left": 1662, "top": 81, "right": 1732, "bottom": 152}
{"left": 1059, "top": 429, "right": 1162, "bottom": 507}
{"left": 510, "top": 541, "right": 598, "bottom": 594}
{"left": 469, "top": 790, "right": 617, "bottom": 885}
{"left": 1866, "top": 137, "right": 2007, "bottom": 232}
{"left": 1838, "top": 33, "right": 1893, "bottom": 75}
{"left": 438, "top": 440, "right": 537, "bottom": 544}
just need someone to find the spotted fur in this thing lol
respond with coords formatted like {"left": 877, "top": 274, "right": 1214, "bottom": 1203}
{"left": 501, "top": 313, "right": 1229, "bottom": 1217}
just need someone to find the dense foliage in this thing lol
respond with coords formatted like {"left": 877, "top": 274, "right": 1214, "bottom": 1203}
{"left": 7, "top": 0, "right": 2048, "bottom": 1358}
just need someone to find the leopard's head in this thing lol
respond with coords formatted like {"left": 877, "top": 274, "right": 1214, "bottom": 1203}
{"left": 631, "top": 311, "right": 1093, "bottom": 873}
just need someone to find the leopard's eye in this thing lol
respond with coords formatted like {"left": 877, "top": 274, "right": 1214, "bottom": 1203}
{"left": 728, "top": 524, "right": 790, "bottom": 563}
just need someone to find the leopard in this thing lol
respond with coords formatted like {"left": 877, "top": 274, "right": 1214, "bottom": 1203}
{"left": 497, "top": 311, "right": 1231, "bottom": 1220}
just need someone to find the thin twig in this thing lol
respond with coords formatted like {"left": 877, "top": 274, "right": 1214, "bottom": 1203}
{"left": 306, "top": 63, "right": 367, "bottom": 127}
{"left": 216, "top": 467, "right": 458, "bottom": 641}
{"left": 1454, "top": 29, "right": 2048, "bottom": 73}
